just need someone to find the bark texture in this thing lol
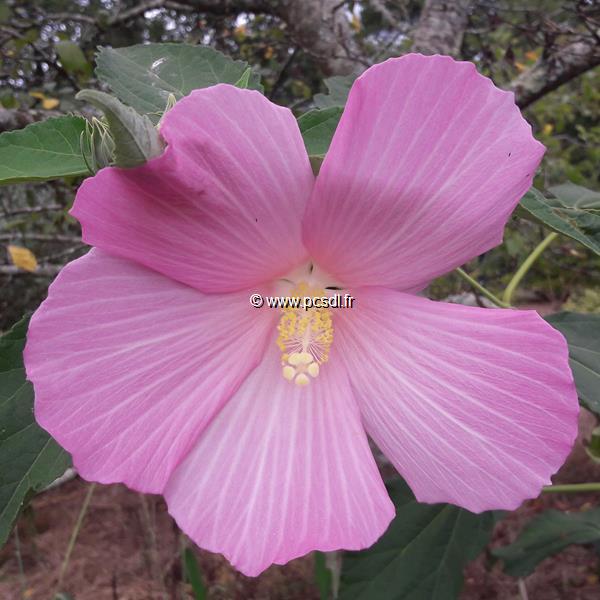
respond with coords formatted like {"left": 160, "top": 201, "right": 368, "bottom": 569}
{"left": 411, "top": 0, "right": 472, "bottom": 57}
{"left": 510, "top": 36, "right": 600, "bottom": 109}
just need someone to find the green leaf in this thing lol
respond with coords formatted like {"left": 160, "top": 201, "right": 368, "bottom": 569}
{"left": 0, "top": 116, "right": 89, "bottom": 185}
{"left": 309, "top": 155, "right": 325, "bottom": 176}
{"left": 314, "top": 75, "right": 355, "bottom": 108}
{"left": 314, "top": 551, "right": 333, "bottom": 600}
{"left": 298, "top": 106, "right": 343, "bottom": 157}
{"left": 550, "top": 182, "right": 600, "bottom": 206}
{"left": 338, "top": 479, "right": 495, "bottom": 600}
{"left": 76, "top": 90, "right": 164, "bottom": 169}
{"left": 55, "top": 41, "right": 91, "bottom": 80}
{"left": 519, "top": 185, "right": 600, "bottom": 255}
{"left": 234, "top": 67, "right": 252, "bottom": 89}
{"left": 546, "top": 312, "right": 600, "bottom": 415}
{"left": 493, "top": 508, "right": 600, "bottom": 577}
{"left": 585, "top": 426, "right": 600, "bottom": 463}
{"left": 96, "top": 44, "right": 263, "bottom": 123}
{"left": 0, "top": 317, "right": 71, "bottom": 548}
{"left": 183, "top": 548, "right": 207, "bottom": 600}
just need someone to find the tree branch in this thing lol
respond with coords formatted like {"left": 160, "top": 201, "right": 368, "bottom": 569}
{"left": 107, "top": 0, "right": 196, "bottom": 25}
{"left": 411, "top": 0, "right": 472, "bottom": 57}
{"left": 510, "top": 35, "right": 600, "bottom": 109}
{"left": 109, "top": 0, "right": 361, "bottom": 75}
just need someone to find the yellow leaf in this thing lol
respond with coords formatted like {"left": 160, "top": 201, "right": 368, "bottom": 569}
{"left": 264, "top": 46, "right": 274, "bottom": 60}
{"left": 29, "top": 91, "right": 60, "bottom": 109}
{"left": 351, "top": 14, "right": 361, "bottom": 32}
{"left": 525, "top": 50, "right": 539, "bottom": 61}
{"left": 515, "top": 62, "right": 526, "bottom": 72}
{"left": 42, "top": 97, "right": 60, "bottom": 110}
{"left": 543, "top": 123, "right": 554, "bottom": 135}
{"left": 7, "top": 245, "right": 38, "bottom": 272}
{"left": 234, "top": 24, "right": 246, "bottom": 40}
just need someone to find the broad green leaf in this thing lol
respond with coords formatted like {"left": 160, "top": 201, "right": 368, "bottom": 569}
{"left": 550, "top": 182, "right": 600, "bottom": 206}
{"left": 96, "top": 44, "right": 262, "bottom": 123}
{"left": 493, "top": 509, "right": 600, "bottom": 577}
{"left": 0, "top": 116, "right": 89, "bottom": 185}
{"left": 520, "top": 185, "right": 600, "bottom": 255}
{"left": 546, "top": 312, "right": 600, "bottom": 415}
{"left": 0, "top": 318, "right": 71, "bottom": 548}
{"left": 77, "top": 90, "right": 164, "bottom": 169}
{"left": 338, "top": 479, "right": 494, "bottom": 600}
{"left": 314, "top": 75, "right": 355, "bottom": 108}
{"left": 298, "top": 106, "right": 343, "bottom": 157}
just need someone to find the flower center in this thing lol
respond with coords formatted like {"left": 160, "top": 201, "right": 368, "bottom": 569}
{"left": 276, "top": 281, "right": 334, "bottom": 386}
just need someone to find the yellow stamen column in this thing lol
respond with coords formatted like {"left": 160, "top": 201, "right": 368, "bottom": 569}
{"left": 276, "top": 283, "right": 334, "bottom": 386}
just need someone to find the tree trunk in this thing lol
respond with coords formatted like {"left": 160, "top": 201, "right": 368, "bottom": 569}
{"left": 411, "top": 0, "right": 472, "bottom": 57}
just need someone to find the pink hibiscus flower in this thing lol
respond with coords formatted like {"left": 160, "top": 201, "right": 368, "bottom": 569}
{"left": 25, "top": 54, "right": 578, "bottom": 576}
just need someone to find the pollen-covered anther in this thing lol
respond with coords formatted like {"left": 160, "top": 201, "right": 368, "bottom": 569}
{"left": 288, "top": 351, "right": 313, "bottom": 366}
{"left": 276, "top": 282, "right": 334, "bottom": 386}
{"left": 282, "top": 365, "right": 296, "bottom": 381}
{"left": 295, "top": 373, "right": 310, "bottom": 386}
{"left": 307, "top": 362, "right": 319, "bottom": 378}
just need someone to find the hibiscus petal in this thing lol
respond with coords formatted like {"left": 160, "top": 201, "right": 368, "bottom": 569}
{"left": 25, "top": 249, "right": 275, "bottom": 493}
{"left": 303, "top": 54, "right": 545, "bottom": 290}
{"left": 336, "top": 288, "right": 578, "bottom": 513}
{"left": 164, "top": 343, "right": 394, "bottom": 576}
{"left": 72, "top": 85, "right": 313, "bottom": 293}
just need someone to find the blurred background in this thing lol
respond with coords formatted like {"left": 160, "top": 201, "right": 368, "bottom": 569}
{"left": 0, "top": 0, "right": 599, "bottom": 598}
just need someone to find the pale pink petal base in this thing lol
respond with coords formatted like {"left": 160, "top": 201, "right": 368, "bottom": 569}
{"left": 337, "top": 288, "right": 578, "bottom": 513}
{"left": 304, "top": 54, "right": 545, "bottom": 291}
{"left": 25, "top": 249, "right": 276, "bottom": 493}
{"left": 165, "top": 343, "right": 394, "bottom": 577}
{"left": 72, "top": 85, "right": 313, "bottom": 294}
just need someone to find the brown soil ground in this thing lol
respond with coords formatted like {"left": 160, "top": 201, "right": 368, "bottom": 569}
{"left": 1, "top": 410, "right": 599, "bottom": 600}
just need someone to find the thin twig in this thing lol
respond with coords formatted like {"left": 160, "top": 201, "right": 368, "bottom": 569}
{"left": 57, "top": 483, "right": 96, "bottom": 589}
{"left": 518, "top": 578, "right": 529, "bottom": 600}
{"left": 1, "top": 205, "right": 64, "bottom": 216}
{"left": 543, "top": 482, "right": 600, "bottom": 493}
{"left": 0, "top": 265, "right": 62, "bottom": 276}
{"left": 139, "top": 494, "right": 168, "bottom": 597}
{"left": 0, "top": 233, "right": 80, "bottom": 243}
{"left": 455, "top": 267, "right": 511, "bottom": 308}
{"left": 14, "top": 525, "right": 27, "bottom": 598}
{"left": 269, "top": 47, "right": 298, "bottom": 100}
{"left": 503, "top": 232, "right": 558, "bottom": 305}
